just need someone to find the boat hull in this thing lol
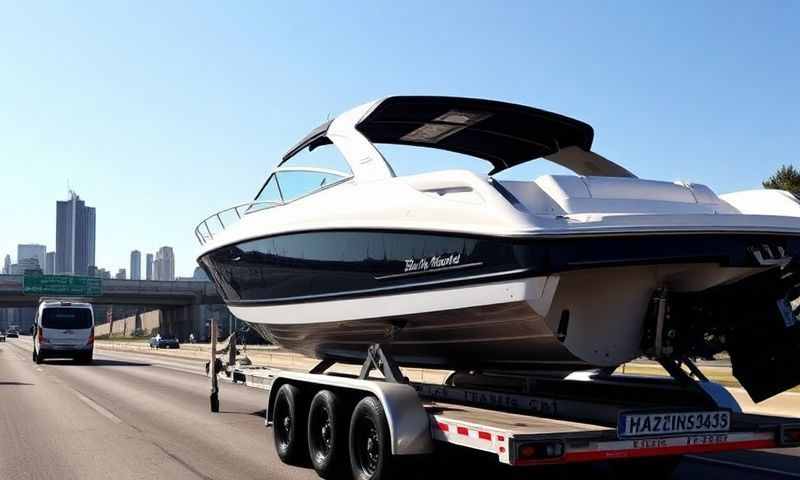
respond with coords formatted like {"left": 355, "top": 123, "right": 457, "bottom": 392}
{"left": 200, "top": 229, "right": 799, "bottom": 374}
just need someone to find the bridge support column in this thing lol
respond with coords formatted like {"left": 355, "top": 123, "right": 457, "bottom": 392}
{"left": 161, "top": 304, "right": 201, "bottom": 342}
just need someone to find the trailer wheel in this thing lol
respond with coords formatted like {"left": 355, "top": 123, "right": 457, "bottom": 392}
{"left": 349, "top": 396, "right": 408, "bottom": 480}
{"left": 272, "top": 383, "right": 306, "bottom": 465}
{"left": 610, "top": 455, "right": 682, "bottom": 479}
{"left": 307, "top": 390, "right": 345, "bottom": 478}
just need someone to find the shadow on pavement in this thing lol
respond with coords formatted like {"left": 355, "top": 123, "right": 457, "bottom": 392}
{"left": 0, "top": 381, "right": 34, "bottom": 386}
{"left": 218, "top": 409, "right": 267, "bottom": 418}
{"left": 695, "top": 449, "right": 800, "bottom": 475}
{"left": 41, "top": 358, "right": 151, "bottom": 367}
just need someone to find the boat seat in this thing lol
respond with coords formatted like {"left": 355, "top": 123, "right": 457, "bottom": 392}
{"left": 524, "top": 175, "right": 734, "bottom": 215}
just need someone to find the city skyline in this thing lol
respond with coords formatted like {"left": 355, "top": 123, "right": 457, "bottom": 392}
{"left": 1, "top": 187, "right": 196, "bottom": 278}
{"left": 1, "top": 242, "right": 180, "bottom": 281}
{"left": 0, "top": 189, "right": 186, "bottom": 280}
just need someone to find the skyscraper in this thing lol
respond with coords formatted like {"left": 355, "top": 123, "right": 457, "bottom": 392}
{"left": 115, "top": 268, "right": 127, "bottom": 280}
{"left": 2, "top": 254, "right": 10, "bottom": 274}
{"left": 145, "top": 253, "right": 154, "bottom": 280}
{"left": 55, "top": 191, "right": 96, "bottom": 275}
{"left": 18, "top": 244, "right": 46, "bottom": 270}
{"left": 130, "top": 250, "right": 141, "bottom": 280}
{"left": 154, "top": 246, "right": 175, "bottom": 281}
{"left": 45, "top": 251, "right": 55, "bottom": 274}
{"left": 16, "top": 257, "right": 42, "bottom": 274}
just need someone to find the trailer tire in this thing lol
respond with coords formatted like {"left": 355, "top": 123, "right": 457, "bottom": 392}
{"left": 273, "top": 383, "right": 307, "bottom": 465}
{"left": 307, "top": 390, "right": 346, "bottom": 478}
{"left": 349, "top": 396, "right": 406, "bottom": 480}
{"left": 610, "top": 455, "right": 682, "bottom": 479}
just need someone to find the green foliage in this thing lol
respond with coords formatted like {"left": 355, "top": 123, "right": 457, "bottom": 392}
{"left": 763, "top": 165, "right": 800, "bottom": 196}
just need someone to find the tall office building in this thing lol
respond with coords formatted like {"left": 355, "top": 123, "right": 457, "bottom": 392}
{"left": 115, "top": 268, "right": 127, "bottom": 280}
{"left": 145, "top": 253, "right": 154, "bottom": 280}
{"left": 154, "top": 246, "right": 175, "bottom": 281}
{"left": 18, "top": 244, "right": 46, "bottom": 269}
{"left": 2, "top": 254, "right": 10, "bottom": 274}
{"left": 130, "top": 250, "right": 141, "bottom": 280}
{"left": 45, "top": 251, "right": 55, "bottom": 274}
{"left": 17, "top": 257, "right": 41, "bottom": 274}
{"left": 55, "top": 191, "right": 96, "bottom": 275}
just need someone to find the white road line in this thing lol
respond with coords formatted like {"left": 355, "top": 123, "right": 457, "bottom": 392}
{"left": 687, "top": 454, "right": 800, "bottom": 478}
{"left": 70, "top": 389, "right": 123, "bottom": 425}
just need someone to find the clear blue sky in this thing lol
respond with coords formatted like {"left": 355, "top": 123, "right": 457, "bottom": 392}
{"left": 1, "top": 1, "right": 798, "bottom": 276}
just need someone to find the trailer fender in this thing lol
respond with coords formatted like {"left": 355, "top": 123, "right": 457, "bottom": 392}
{"left": 266, "top": 371, "right": 434, "bottom": 456}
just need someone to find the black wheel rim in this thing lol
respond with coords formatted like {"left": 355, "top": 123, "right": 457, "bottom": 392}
{"left": 310, "top": 404, "right": 332, "bottom": 459}
{"left": 275, "top": 396, "right": 292, "bottom": 450}
{"left": 354, "top": 417, "right": 380, "bottom": 475}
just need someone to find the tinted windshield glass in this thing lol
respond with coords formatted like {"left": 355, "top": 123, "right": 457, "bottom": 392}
{"left": 275, "top": 170, "right": 348, "bottom": 201}
{"left": 42, "top": 308, "right": 93, "bottom": 329}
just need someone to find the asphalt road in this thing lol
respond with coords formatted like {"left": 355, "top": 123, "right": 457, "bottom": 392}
{"left": 2, "top": 337, "right": 799, "bottom": 480}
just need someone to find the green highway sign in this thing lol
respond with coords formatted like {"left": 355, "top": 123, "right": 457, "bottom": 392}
{"left": 23, "top": 274, "right": 103, "bottom": 297}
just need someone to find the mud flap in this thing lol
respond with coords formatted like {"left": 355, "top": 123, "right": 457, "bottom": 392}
{"left": 727, "top": 296, "right": 800, "bottom": 402}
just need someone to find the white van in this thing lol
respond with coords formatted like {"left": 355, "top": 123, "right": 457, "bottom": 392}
{"left": 33, "top": 300, "right": 94, "bottom": 364}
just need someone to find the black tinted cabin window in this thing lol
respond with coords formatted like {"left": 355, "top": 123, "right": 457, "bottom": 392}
{"left": 42, "top": 308, "right": 93, "bottom": 329}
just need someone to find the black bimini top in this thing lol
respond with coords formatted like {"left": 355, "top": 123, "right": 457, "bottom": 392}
{"left": 356, "top": 96, "right": 594, "bottom": 174}
{"left": 283, "top": 96, "right": 611, "bottom": 175}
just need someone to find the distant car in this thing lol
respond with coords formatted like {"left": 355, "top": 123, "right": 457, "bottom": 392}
{"left": 32, "top": 300, "right": 94, "bottom": 364}
{"left": 0, "top": 332, "right": 5, "bottom": 342}
{"left": 7, "top": 329, "right": 19, "bottom": 338}
{"left": 149, "top": 336, "right": 180, "bottom": 349}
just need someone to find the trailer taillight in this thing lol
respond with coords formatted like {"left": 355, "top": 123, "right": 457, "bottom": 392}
{"left": 516, "top": 441, "right": 565, "bottom": 462}
{"left": 780, "top": 425, "right": 800, "bottom": 446}
{"left": 37, "top": 327, "right": 43, "bottom": 343}
{"left": 87, "top": 328, "right": 95, "bottom": 345}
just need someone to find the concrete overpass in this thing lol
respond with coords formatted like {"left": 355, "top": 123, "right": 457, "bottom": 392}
{"left": 0, "top": 274, "right": 223, "bottom": 340}
{"left": 0, "top": 274, "right": 221, "bottom": 307}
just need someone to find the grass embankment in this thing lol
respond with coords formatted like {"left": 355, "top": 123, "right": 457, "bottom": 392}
{"left": 94, "top": 339, "right": 800, "bottom": 394}
{"left": 96, "top": 336, "right": 148, "bottom": 343}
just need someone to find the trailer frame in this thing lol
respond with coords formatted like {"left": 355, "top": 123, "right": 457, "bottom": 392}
{"left": 227, "top": 344, "right": 800, "bottom": 478}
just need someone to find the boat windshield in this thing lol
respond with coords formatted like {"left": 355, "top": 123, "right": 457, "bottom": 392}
{"left": 249, "top": 143, "right": 352, "bottom": 212}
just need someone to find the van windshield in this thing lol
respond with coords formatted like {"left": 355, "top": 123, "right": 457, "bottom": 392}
{"left": 42, "top": 308, "right": 93, "bottom": 329}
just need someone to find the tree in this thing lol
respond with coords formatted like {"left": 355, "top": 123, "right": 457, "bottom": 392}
{"left": 763, "top": 165, "right": 800, "bottom": 196}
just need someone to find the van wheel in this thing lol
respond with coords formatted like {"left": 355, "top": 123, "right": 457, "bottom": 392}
{"left": 272, "top": 383, "right": 307, "bottom": 465}
{"left": 349, "top": 396, "right": 411, "bottom": 480}
{"left": 307, "top": 390, "right": 346, "bottom": 478}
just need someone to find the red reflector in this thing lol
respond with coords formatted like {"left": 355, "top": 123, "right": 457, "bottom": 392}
{"left": 784, "top": 429, "right": 800, "bottom": 443}
{"left": 478, "top": 431, "right": 491, "bottom": 440}
{"left": 437, "top": 422, "right": 449, "bottom": 432}
{"left": 457, "top": 426, "right": 469, "bottom": 436}
{"left": 520, "top": 446, "right": 537, "bottom": 458}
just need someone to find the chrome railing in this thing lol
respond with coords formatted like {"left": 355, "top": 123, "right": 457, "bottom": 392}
{"left": 194, "top": 167, "right": 353, "bottom": 246}
{"left": 194, "top": 201, "right": 280, "bottom": 245}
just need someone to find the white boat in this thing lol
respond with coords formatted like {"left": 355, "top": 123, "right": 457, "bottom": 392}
{"left": 196, "top": 96, "right": 800, "bottom": 401}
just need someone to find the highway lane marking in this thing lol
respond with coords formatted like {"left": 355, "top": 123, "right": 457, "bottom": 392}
{"left": 69, "top": 388, "right": 123, "bottom": 425}
{"left": 686, "top": 454, "right": 800, "bottom": 478}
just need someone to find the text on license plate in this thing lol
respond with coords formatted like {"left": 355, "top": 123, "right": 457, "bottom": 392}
{"left": 618, "top": 410, "right": 730, "bottom": 438}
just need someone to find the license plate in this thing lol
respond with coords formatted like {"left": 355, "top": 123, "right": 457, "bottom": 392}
{"left": 618, "top": 410, "right": 730, "bottom": 438}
